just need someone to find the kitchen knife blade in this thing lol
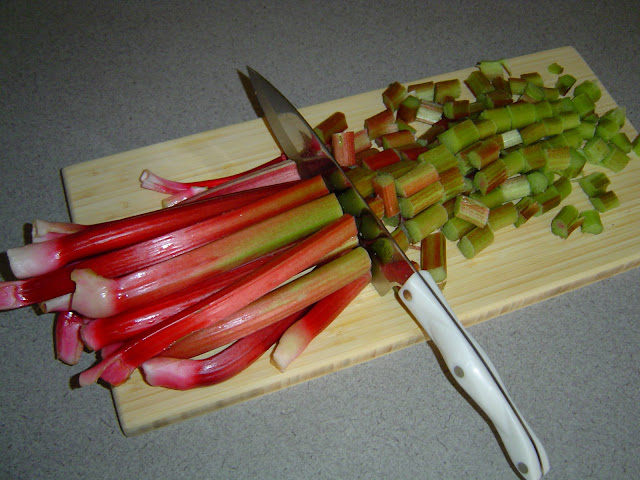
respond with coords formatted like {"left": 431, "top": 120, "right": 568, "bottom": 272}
{"left": 247, "top": 66, "right": 549, "bottom": 480}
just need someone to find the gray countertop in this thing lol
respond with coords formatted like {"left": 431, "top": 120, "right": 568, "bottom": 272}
{"left": 1, "top": 2, "right": 638, "bottom": 479}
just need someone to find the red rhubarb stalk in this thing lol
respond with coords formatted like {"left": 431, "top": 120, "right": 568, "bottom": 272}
{"left": 77, "top": 214, "right": 359, "bottom": 387}
{"left": 162, "top": 160, "right": 301, "bottom": 207}
{"left": 271, "top": 273, "right": 370, "bottom": 372}
{"left": 160, "top": 246, "right": 371, "bottom": 359}
{"left": 70, "top": 194, "right": 344, "bottom": 318}
{"left": 80, "top": 249, "right": 286, "bottom": 351}
{"left": 0, "top": 177, "right": 329, "bottom": 310}
{"left": 140, "top": 310, "right": 308, "bottom": 390}
{"left": 8, "top": 179, "right": 305, "bottom": 279}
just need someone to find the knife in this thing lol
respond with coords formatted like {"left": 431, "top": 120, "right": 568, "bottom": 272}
{"left": 247, "top": 67, "right": 549, "bottom": 479}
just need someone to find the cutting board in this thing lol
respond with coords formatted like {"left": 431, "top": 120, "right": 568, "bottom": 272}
{"left": 61, "top": 46, "right": 640, "bottom": 436}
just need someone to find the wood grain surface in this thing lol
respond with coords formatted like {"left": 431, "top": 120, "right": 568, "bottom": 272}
{"left": 61, "top": 46, "right": 640, "bottom": 436}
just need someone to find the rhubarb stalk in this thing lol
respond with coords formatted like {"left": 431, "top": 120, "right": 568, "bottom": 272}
{"left": 77, "top": 214, "right": 360, "bottom": 387}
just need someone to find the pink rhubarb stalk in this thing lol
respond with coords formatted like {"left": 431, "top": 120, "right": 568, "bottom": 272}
{"left": 77, "top": 214, "right": 359, "bottom": 387}
{"left": 1, "top": 177, "right": 329, "bottom": 311}
{"left": 31, "top": 220, "right": 86, "bottom": 243}
{"left": 139, "top": 154, "right": 287, "bottom": 193}
{"left": 70, "top": 193, "right": 344, "bottom": 318}
{"left": 271, "top": 273, "right": 370, "bottom": 372}
{"left": 160, "top": 246, "right": 371, "bottom": 359}
{"left": 140, "top": 310, "right": 308, "bottom": 390}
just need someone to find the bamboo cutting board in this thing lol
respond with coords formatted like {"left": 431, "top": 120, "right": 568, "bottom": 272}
{"left": 61, "top": 46, "right": 640, "bottom": 436}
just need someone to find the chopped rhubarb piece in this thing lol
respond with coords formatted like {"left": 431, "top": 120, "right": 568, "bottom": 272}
{"left": 379, "top": 130, "right": 415, "bottom": 150}
{"left": 361, "top": 149, "right": 401, "bottom": 171}
{"left": 415, "top": 101, "right": 444, "bottom": 125}
{"left": 332, "top": 131, "right": 356, "bottom": 167}
{"left": 398, "top": 181, "right": 444, "bottom": 218}
{"left": 443, "top": 100, "right": 471, "bottom": 120}
{"left": 403, "top": 203, "right": 448, "bottom": 244}
{"left": 466, "top": 138, "right": 502, "bottom": 170}
{"left": 78, "top": 215, "right": 360, "bottom": 387}
{"left": 474, "top": 158, "right": 508, "bottom": 195}
{"left": 160, "top": 245, "right": 371, "bottom": 360}
{"left": 551, "top": 205, "right": 580, "bottom": 239}
{"left": 396, "top": 95, "right": 421, "bottom": 124}
{"left": 314, "top": 112, "right": 347, "bottom": 144}
{"left": 434, "top": 79, "right": 461, "bottom": 103}
{"left": 365, "top": 109, "right": 397, "bottom": 140}
{"left": 271, "top": 273, "right": 370, "bottom": 372}
{"left": 382, "top": 81, "right": 408, "bottom": 111}
{"left": 506, "top": 102, "right": 537, "bottom": 129}
{"left": 407, "top": 81, "right": 435, "bottom": 101}
{"left": 417, "top": 144, "right": 457, "bottom": 173}
{"left": 441, "top": 216, "right": 475, "bottom": 241}
{"left": 395, "top": 162, "right": 439, "bottom": 197}
{"left": 420, "top": 232, "right": 447, "bottom": 284}
{"left": 372, "top": 174, "right": 399, "bottom": 217}
{"left": 142, "top": 310, "right": 308, "bottom": 390}
{"left": 477, "top": 59, "right": 511, "bottom": 79}
{"left": 370, "top": 228, "right": 410, "bottom": 264}
{"left": 579, "top": 210, "right": 604, "bottom": 235}
{"left": 590, "top": 190, "right": 619, "bottom": 212}
{"left": 366, "top": 196, "right": 385, "bottom": 219}
{"left": 439, "top": 167, "right": 466, "bottom": 202}
{"left": 571, "top": 92, "right": 596, "bottom": 119}
{"left": 437, "top": 119, "right": 480, "bottom": 154}
{"left": 454, "top": 195, "right": 490, "bottom": 228}
{"left": 514, "top": 197, "right": 541, "bottom": 227}
{"left": 457, "top": 225, "right": 494, "bottom": 259}
{"left": 600, "top": 145, "right": 630, "bottom": 173}
{"left": 465, "top": 70, "right": 495, "bottom": 98}
{"left": 488, "top": 202, "right": 518, "bottom": 231}
{"left": 574, "top": 80, "right": 601, "bottom": 102}
{"left": 353, "top": 129, "right": 372, "bottom": 154}
{"left": 71, "top": 194, "right": 344, "bottom": 318}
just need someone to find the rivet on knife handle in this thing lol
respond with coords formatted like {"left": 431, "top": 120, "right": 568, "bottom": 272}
{"left": 399, "top": 271, "right": 550, "bottom": 480}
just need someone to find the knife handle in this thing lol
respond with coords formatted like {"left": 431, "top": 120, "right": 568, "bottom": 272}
{"left": 399, "top": 271, "right": 549, "bottom": 480}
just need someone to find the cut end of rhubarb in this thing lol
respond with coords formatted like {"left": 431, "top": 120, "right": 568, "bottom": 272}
{"left": 70, "top": 268, "right": 118, "bottom": 318}
{"left": 140, "top": 357, "right": 197, "bottom": 390}
{"left": 7, "top": 241, "right": 63, "bottom": 279}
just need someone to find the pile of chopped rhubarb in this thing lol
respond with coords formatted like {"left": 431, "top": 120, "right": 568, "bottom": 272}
{"left": 1, "top": 58, "right": 638, "bottom": 391}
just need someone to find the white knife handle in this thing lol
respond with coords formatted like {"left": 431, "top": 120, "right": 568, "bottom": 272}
{"left": 399, "top": 271, "right": 549, "bottom": 480}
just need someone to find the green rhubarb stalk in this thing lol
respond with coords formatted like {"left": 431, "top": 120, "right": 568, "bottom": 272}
{"left": 478, "top": 107, "right": 512, "bottom": 133}
{"left": 439, "top": 166, "right": 467, "bottom": 202}
{"left": 398, "top": 181, "right": 444, "bottom": 218}
{"left": 583, "top": 136, "right": 612, "bottom": 165}
{"left": 562, "top": 148, "right": 587, "bottom": 178}
{"left": 441, "top": 216, "right": 475, "bottom": 241}
{"left": 434, "top": 79, "right": 461, "bottom": 103}
{"left": 571, "top": 92, "right": 596, "bottom": 118}
{"left": 521, "top": 144, "right": 547, "bottom": 172}
{"left": 574, "top": 80, "right": 601, "bottom": 102}
{"left": 554, "top": 176, "right": 572, "bottom": 200}
{"left": 555, "top": 74, "right": 576, "bottom": 95}
{"left": 417, "top": 144, "right": 458, "bottom": 173}
{"left": 609, "top": 132, "right": 632, "bottom": 153}
{"left": 457, "top": 225, "right": 494, "bottom": 259}
{"left": 600, "top": 145, "right": 630, "bottom": 173}
{"left": 579, "top": 210, "right": 604, "bottom": 234}
{"left": 271, "top": 273, "right": 371, "bottom": 372}
{"left": 403, "top": 203, "right": 448, "bottom": 244}
{"left": 520, "top": 121, "right": 547, "bottom": 146}
{"left": 394, "top": 162, "right": 439, "bottom": 197}
{"left": 502, "top": 149, "right": 526, "bottom": 176}
{"left": 506, "top": 102, "right": 537, "bottom": 129}
{"left": 465, "top": 70, "right": 495, "bottom": 97}
{"left": 371, "top": 227, "right": 410, "bottom": 264}
{"left": 488, "top": 202, "right": 518, "bottom": 231}
{"left": 454, "top": 195, "right": 490, "bottom": 228}
{"left": 514, "top": 197, "right": 541, "bottom": 227}
{"left": 551, "top": 205, "right": 580, "bottom": 239}
{"left": 590, "top": 190, "right": 620, "bottom": 212}
{"left": 526, "top": 171, "right": 549, "bottom": 195}
{"left": 438, "top": 119, "right": 480, "bottom": 154}
{"left": 473, "top": 158, "right": 508, "bottom": 195}
{"left": 474, "top": 118, "right": 498, "bottom": 140}
{"left": 548, "top": 62, "right": 564, "bottom": 75}
{"left": 578, "top": 172, "right": 610, "bottom": 197}
{"left": 543, "top": 146, "right": 572, "bottom": 173}
{"left": 420, "top": 231, "right": 447, "bottom": 284}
